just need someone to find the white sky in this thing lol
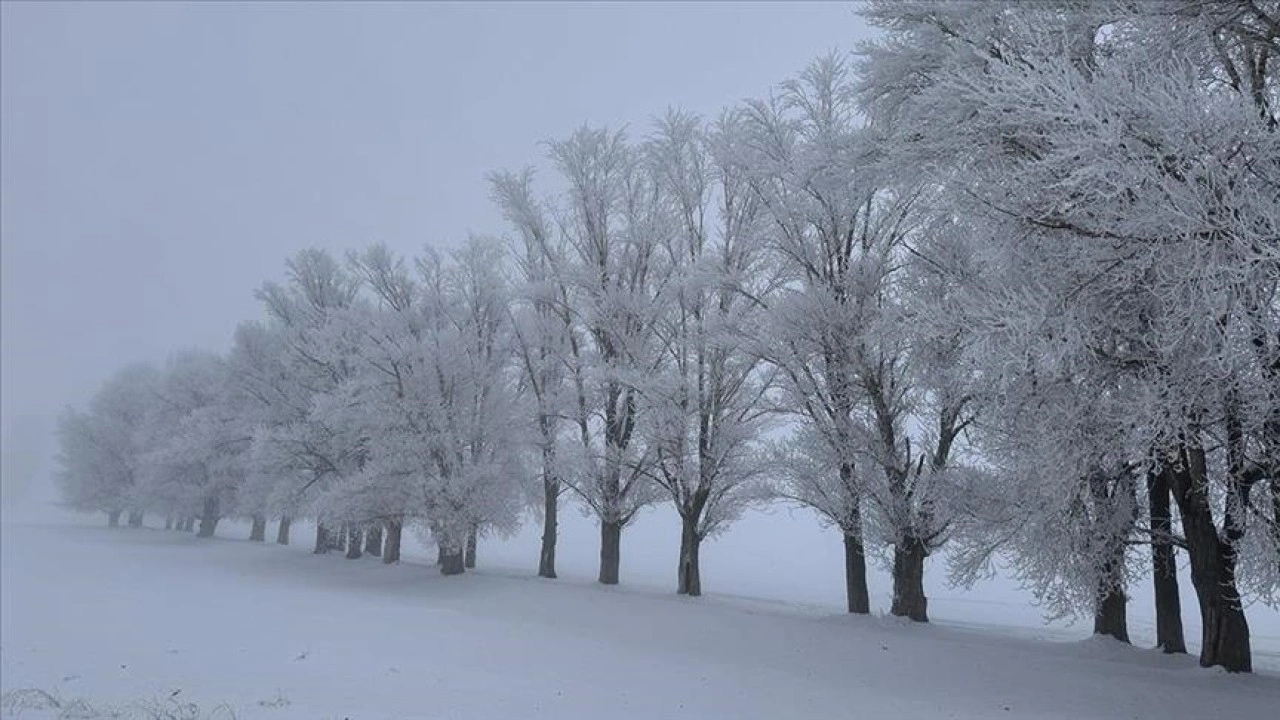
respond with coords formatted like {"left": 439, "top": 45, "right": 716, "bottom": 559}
{"left": 0, "top": 1, "right": 874, "bottom": 490}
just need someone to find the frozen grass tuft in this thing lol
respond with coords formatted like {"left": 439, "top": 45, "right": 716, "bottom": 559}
{"left": 1, "top": 688, "right": 237, "bottom": 720}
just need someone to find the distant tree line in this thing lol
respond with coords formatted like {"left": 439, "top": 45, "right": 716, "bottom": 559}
{"left": 56, "top": 1, "right": 1278, "bottom": 673}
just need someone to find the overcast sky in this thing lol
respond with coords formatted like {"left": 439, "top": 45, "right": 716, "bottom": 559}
{"left": 0, "top": 1, "right": 873, "bottom": 491}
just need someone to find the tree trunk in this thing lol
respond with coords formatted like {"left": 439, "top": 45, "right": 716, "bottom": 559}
{"left": 127, "top": 510, "right": 144, "bottom": 528}
{"left": 677, "top": 514, "right": 703, "bottom": 597}
{"left": 163, "top": 516, "right": 174, "bottom": 530}
{"left": 314, "top": 523, "right": 330, "bottom": 554}
{"left": 1272, "top": 474, "right": 1280, "bottom": 564}
{"left": 464, "top": 524, "right": 478, "bottom": 569}
{"left": 196, "top": 497, "right": 219, "bottom": 538}
{"left": 843, "top": 531, "right": 870, "bottom": 614}
{"left": 598, "top": 519, "right": 622, "bottom": 585}
{"left": 890, "top": 535, "right": 929, "bottom": 622}
{"left": 1093, "top": 567, "right": 1129, "bottom": 643}
{"left": 382, "top": 519, "right": 402, "bottom": 564}
{"left": 181, "top": 517, "right": 195, "bottom": 532}
{"left": 436, "top": 543, "right": 446, "bottom": 566}
{"left": 276, "top": 516, "right": 291, "bottom": 545}
{"left": 249, "top": 515, "right": 266, "bottom": 542}
{"left": 107, "top": 510, "right": 122, "bottom": 528}
{"left": 365, "top": 525, "right": 382, "bottom": 556}
{"left": 1170, "top": 443, "right": 1252, "bottom": 672}
{"left": 539, "top": 477, "right": 559, "bottom": 579}
{"left": 1149, "top": 467, "right": 1186, "bottom": 653}
{"left": 440, "top": 546, "right": 465, "bottom": 575}
{"left": 334, "top": 524, "right": 348, "bottom": 552}
{"left": 345, "top": 527, "right": 363, "bottom": 559}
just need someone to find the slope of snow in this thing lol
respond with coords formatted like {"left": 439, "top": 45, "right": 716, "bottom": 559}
{"left": 3, "top": 513, "right": 1278, "bottom": 719}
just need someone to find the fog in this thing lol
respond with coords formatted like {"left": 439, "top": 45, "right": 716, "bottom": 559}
{"left": 0, "top": 1, "right": 869, "bottom": 503}
{"left": 4, "top": 4, "right": 1278, "bottom": 715}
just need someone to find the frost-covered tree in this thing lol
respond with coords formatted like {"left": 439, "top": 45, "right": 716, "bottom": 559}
{"left": 491, "top": 169, "right": 576, "bottom": 579}
{"left": 227, "top": 320, "right": 304, "bottom": 544}
{"left": 536, "top": 126, "right": 671, "bottom": 585}
{"left": 251, "top": 249, "right": 363, "bottom": 553}
{"left": 859, "top": 0, "right": 1279, "bottom": 669}
{"left": 743, "top": 54, "right": 969, "bottom": 616}
{"left": 137, "top": 350, "right": 243, "bottom": 538}
{"left": 338, "top": 240, "right": 525, "bottom": 574}
{"left": 641, "top": 110, "right": 775, "bottom": 596}
{"left": 55, "top": 363, "right": 161, "bottom": 527}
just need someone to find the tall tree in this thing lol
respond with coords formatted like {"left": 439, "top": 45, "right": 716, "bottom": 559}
{"left": 642, "top": 109, "right": 775, "bottom": 596}
{"left": 55, "top": 364, "right": 160, "bottom": 527}
{"left": 860, "top": 0, "right": 1279, "bottom": 669}
{"left": 544, "top": 126, "right": 670, "bottom": 585}
{"left": 491, "top": 169, "right": 575, "bottom": 579}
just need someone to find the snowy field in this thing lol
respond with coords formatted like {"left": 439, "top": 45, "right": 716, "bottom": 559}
{"left": 3, "top": 506, "right": 1279, "bottom": 720}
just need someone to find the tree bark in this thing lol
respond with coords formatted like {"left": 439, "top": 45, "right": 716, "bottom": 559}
{"left": 127, "top": 510, "right": 144, "bottom": 528}
{"left": 436, "top": 543, "right": 446, "bottom": 566}
{"left": 844, "top": 531, "right": 871, "bottom": 614}
{"left": 440, "top": 547, "right": 465, "bottom": 575}
{"left": 890, "top": 535, "right": 929, "bottom": 622}
{"left": 276, "top": 516, "right": 291, "bottom": 545}
{"left": 1149, "top": 467, "right": 1186, "bottom": 653}
{"left": 107, "top": 510, "right": 122, "bottom": 528}
{"left": 464, "top": 523, "right": 478, "bottom": 569}
{"left": 677, "top": 514, "right": 703, "bottom": 597}
{"left": 249, "top": 515, "right": 266, "bottom": 542}
{"left": 1094, "top": 581, "right": 1129, "bottom": 643}
{"left": 163, "top": 516, "right": 174, "bottom": 531}
{"left": 196, "top": 497, "right": 219, "bottom": 538}
{"left": 365, "top": 525, "right": 382, "bottom": 556}
{"left": 314, "top": 523, "right": 330, "bottom": 554}
{"left": 1272, "top": 475, "right": 1280, "bottom": 565}
{"left": 539, "top": 477, "right": 559, "bottom": 579}
{"left": 598, "top": 519, "right": 623, "bottom": 585}
{"left": 334, "top": 524, "right": 348, "bottom": 552}
{"left": 345, "top": 527, "right": 363, "bottom": 559}
{"left": 1169, "top": 443, "right": 1252, "bottom": 672}
{"left": 382, "top": 519, "right": 402, "bottom": 564}
{"left": 181, "top": 517, "right": 195, "bottom": 532}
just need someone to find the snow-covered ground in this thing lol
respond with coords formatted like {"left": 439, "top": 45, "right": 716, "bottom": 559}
{"left": 3, "top": 506, "right": 1278, "bottom": 719}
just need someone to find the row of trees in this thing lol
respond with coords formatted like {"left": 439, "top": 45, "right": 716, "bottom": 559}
{"left": 57, "top": 1, "right": 1277, "bottom": 672}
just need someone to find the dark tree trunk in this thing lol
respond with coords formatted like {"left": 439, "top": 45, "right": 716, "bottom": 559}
{"left": 365, "top": 525, "right": 382, "bottom": 556}
{"left": 249, "top": 515, "right": 266, "bottom": 542}
{"left": 314, "top": 523, "right": 331, "bottom": 554}
{"left": 181, "top": 517, "right": 195, "bottom": 532}
{"left": 276, "top": 517, "right": 291, "bottom": 545}
{"left": 436, "top": 543, "right": 446, "bottom": 566}
{"left": 382, "top": 519, "right": 402, "bottom": 564}
{"left": 1087, "top": 470, "right": 1133, "bottom": 644}
{"left": 676, "top": 514, "right": 703, "bottom": 597}
{"left": 598, "top": 519, "right": 622, "bottom": 585}
{"left": 1271, "top": 475, "right": 1280, "bottom": 560}
{"left": 1149, "top": 467, "right": 1186, "bottom": 653}
{"left": 539, "top": 477, "right": 559, "bottom": 579}
{"left": 108, "top": 510, "right": 122, "bottom": 528}
{"left": 843, "top": 531, "right": 870, "bottom": 614}
{"left": 890, "top": 535, "right": 929, "bottom": 622}
{"left": 196, "top": 497, "right": 219, "bottom": 538}
{"left": 163, "top": 516, "right": 174, "bottom": 530}
{"left": 127, "top": 510, "right": 144, "bottom": 528}
{"left": 464, "top": 524, "right": 478, "bottom": 569}
{"left": 334, "top": 524, "right": 348, "bottom": 552}
{"left": 1170, "top": 443, "right": 1252, "bottom": 672}
{"left": 1272, "top": 475, "right": 1280, "bottom": 563}
{"left": 1093, "top": 563, "right": 1130, "bottom": 643}
{"left": 345, "top": 527, "right": 363, "bottom": 559}
{"left": 440, "top": 546, "right": 465, "bottom": 575}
